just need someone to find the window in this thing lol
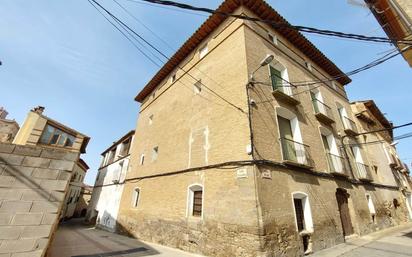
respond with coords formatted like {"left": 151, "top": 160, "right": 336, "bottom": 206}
{"left": 107, "top": 148, "right": 116, "bottom": 164}
{"left": 39, "top": 124, "right": 76, "bottom": 148}
{"left": 269, "top": 62, "right": 291, "bottom": 95}
{"left": 320, "top": 128, "right": 343, "bottom": 174}
{"left": 119, "top": 138, "right": 131, "bottom": 156}
{"left": 268, "top": 33, "right": 278, "bottom": 45}
{"left": 305, "top": 61, "right": 312, "bottom": 71}
{"left": 171, "top": 74, "right": 176, "bottom": 83}
{"left": 199, "top": 44, "right": 208, "bottom": 58}
{"left": 152, "top": 146, "right": 158, "bottom": 161}
{"left": 276, "top": 107, "right": 308, "bottom": 166}
{"left": 132, "top": 188, "right": 140, "bottom": 207}
{"left": 292, "top": 192, "right": 313, "bottom": 232}
{"left": 331, "top": 81, "right": 337, "bottom": 90}
{"left": 366, "top": 194, "right": 376, "bottom": 222}
{"left": 139, "top": 154, "right": 145, "bottom": 165}
{"left": 194, "top": 80, "right": 202, "bottom": 94}
{"left": 187, "top": 184, "right": 203, "bottom": 218}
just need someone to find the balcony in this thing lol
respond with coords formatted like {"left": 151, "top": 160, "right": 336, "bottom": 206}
{"left": 342, "top": 116, "right": 358, "bottom": 136}
{"left": 312, "top": 99, "right": 335, "bottom": 125}
{"left": 355, "top": 162, "right": 373, "bottom": 181}
{"left": 272, "top": 86, "right": 300, "bottom": 106}
{"left": 326, "top": 153, "right": 350, "bottom": 177}
{"left": 280, "top": 137, "right": 314, "bottom": 169}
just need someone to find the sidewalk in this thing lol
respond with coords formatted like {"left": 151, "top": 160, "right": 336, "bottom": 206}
{"left": 310, "top": 223, "right": 412, "bottom": 257}
{"left": 48, "top": 218, "right": 204, "bottom": 257}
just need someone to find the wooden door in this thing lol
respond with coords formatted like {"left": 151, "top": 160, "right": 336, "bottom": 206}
{"left": 336, "top": 189, "right": 354, "bottom": 237}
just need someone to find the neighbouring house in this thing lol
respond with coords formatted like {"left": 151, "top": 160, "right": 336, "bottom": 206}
{"left": 0, "top": 107, "right": 19, "bottom": 143}
{"left": 61, "top": 159, "right": 89, "bottom": 220}
{"left": 0, "top": 106, "right": 90, "bottom": 257}
{"left": 351, "top": 100, "right": 412, "bottom": 220}
{"left": 365, "top": 0, "right": 412, "bottom": 67}
{"left": 12, "top": 106, "right": 91, "bottom": 221}
{"left": 115, "top": 1, "right": 411, "bottom": 256}
{"left": 74, "top": 183, "right": 93, "bottom": 218}
{"left": 87, "top": 130, "right": 134, "bottom": 232}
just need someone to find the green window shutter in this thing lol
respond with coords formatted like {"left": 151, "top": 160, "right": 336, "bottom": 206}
{"left": 270, "top": 66, "right": 282, "bottom": 91}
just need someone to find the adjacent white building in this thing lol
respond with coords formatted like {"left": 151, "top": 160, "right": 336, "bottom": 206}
{"left": 87, "top": 130, "right": 134, "bottom": 231}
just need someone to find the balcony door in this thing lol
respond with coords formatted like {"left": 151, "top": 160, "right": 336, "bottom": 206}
{"left": 322, "top": 134, "right": 343, "bottom": 173}
{"left": 310, "top": 91, "right": 326, "bottom": 114}
{"left": 278, "top": 116, "right": 297, "bottom": 162}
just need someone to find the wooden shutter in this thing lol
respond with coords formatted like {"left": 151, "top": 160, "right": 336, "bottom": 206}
{"left": 192, "top": 190, "right": 203, "bottom": 217}
{"left": 294, "top": 198, "right": 305, "bottom": 231}
{"left": 270, "top": 66, "right": 282, "bottom": 90}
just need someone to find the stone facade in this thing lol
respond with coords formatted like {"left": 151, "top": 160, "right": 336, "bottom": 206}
{"left": 0, "top": 143, "right": 79, "bottom": 257}
{"left": 116, "top": 1, "right": 411, "bottom": 256}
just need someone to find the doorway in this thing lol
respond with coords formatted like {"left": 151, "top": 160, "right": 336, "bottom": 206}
{"left": 336, "top": 188, "right": 354, "bottom": 237}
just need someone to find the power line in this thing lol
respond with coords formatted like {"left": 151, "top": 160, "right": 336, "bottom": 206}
{"left": 137, "top": 0, "right": 412, "bottom": 46}
{"left": 87, "top": 0, "right": 162, "bottom": 67}
{"left": 89, "top": 0, "right": 246, "bottom": 113}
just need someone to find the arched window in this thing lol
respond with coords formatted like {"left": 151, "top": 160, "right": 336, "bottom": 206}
{"left": 187, "top": 184, "right": 203, "bottom": 218}
{"left": 292, "top": 192, "right": 313, "bottom": 233}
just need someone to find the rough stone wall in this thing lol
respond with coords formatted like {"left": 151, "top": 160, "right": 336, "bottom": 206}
{"left": 0, "top": 119, "right": 19, "bottom": 143}
{"left": 0, "top": 143, "right": 78, "bottom": 257}
{"left": 256, "top": 165, "right": 409, "bottom": 257}
{"left": 118, "top": 167, "right": 263, "bottom": 257}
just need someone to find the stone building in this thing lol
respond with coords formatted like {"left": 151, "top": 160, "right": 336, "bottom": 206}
{"left": 116, "top": 1, "right": 411, "bottom": 256}
{"left": 365, "top": 0, "right": 412, "bottom": 67}
{"left": 351, "top": 100, "right": 412, "bottom": 219}
{"left": 60, "top": 158, "right": 89, "bottom": 220}
{"left": 13, "top": 106, "right": 91, "bottom": 221}
{"left": 88, "top": 130, "right": 134, "bottom": 232}
{"left": 0, "top": 107, "right": 90, "bottom": 257}
{"left": 0, "top": 107, "right": 19, "bottom": 143}
{"left": 73, "top": 183, "right": 93, "bottom": 218}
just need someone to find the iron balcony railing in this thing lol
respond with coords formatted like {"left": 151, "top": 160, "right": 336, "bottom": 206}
{"left": 355, "top": 162, "right": 373, "bottom": 181}
{"left": 343, "top": 116, "right": 358, "bottom": 133}
{"left": 326, "top": 152, "right": 349, "bottom": 176}
{"left": 280, "top": 137, "right": 314, "bottom": 167}
{"left": 312, "top": 99, "right": 333, "bottom": 119}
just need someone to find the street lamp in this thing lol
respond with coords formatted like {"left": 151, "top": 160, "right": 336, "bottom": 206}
{"left": 249, "top": 54, "right": 274, "bottom": 81}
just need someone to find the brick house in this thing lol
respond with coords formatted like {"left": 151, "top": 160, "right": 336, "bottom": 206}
{"left": 116, "top": 0, "right": 411, "bottom": 256}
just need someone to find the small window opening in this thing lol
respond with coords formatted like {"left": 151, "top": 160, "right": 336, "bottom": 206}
{"left": 132, "top": 188, "right": 140, "bottom": 207}
{"left": 194, "top": 80, "right": 202, "bottom": 94}
{"left": 171, "top": 74, "right": 176, "bottom": 83}
{"left": 268, "top": 33, "right": 278, "bottom": 45}
{"left": 140, "top": 154, "right": 145, "bottom": 165}
{"left": 305, "top": 62, "right": 312, "bottom": 71}
{"left": 199, "top": 44, "right": 208, "bottom": 59}
{"left": 152, "top": 147, "right": 158, "bottom": 161}
{"left": 149, "top": 115, "right": 153, "bottom": 125}
{"left": 393, "top": 198, "right": 400, "bottom": 209}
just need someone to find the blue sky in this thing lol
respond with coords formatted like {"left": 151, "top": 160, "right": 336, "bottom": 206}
{"left": 1, "top": 0, "right": 411, "bottom": 185}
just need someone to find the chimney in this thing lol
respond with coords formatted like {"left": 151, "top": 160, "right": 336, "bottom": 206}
{"left": 0, "top": 107, "right": 8, "bottom": 119}
{"left": 32, "top": 106, "right": 45, "bottom": 114}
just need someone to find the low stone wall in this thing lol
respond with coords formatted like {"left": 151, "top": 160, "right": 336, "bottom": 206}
{"left": 0, "top": 143, "right": 78, "bottom": 257}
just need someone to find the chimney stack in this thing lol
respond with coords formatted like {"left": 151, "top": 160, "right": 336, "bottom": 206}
{"left": 32, "top": 106, "right": 45, "bottom": 114}
{"left": 0, "top": 107, "right": 8, "bottom": 119}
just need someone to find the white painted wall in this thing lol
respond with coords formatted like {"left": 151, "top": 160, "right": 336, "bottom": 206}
{"left": 88, "top": 141, "right": 131, "bottom": 232}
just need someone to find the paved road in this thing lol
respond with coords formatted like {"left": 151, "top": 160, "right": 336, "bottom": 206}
{"left": 48, "top": 219, "right": 202, "bottom": 257}
{"left": 49, "top": 219, "right": 412, "bottom": 257}
{"left": 312, "top": 224, "right": 412, "bottom": 257}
